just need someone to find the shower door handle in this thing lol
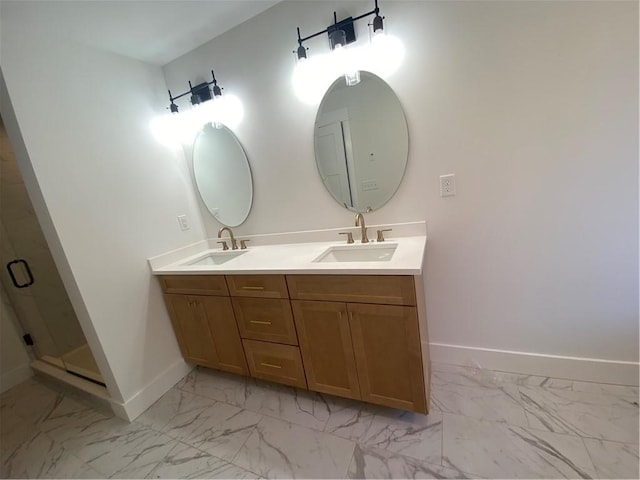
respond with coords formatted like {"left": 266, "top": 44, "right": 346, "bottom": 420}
{"left": 6, "top": 259, "right": 35, "bottom": 289}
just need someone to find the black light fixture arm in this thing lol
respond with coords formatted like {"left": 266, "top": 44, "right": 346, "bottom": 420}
{"left": 295, "top": 0, "right": 383, "bottom": 57}
{"left": 167, "top": 69, "right": 223, "bottom": 113}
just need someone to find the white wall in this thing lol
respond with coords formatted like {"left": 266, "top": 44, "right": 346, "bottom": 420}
{"left": 164, "top": 1, "right": 638, "bottom": 382}
{"left": 0, "top": 283, "right": 33, "bottom": 393}
{"left": 0, "top": 27, "right": 205, "bottom": 416}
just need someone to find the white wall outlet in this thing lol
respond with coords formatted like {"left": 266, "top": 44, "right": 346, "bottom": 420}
{"left": 177, "top": 214, "right": 189, "bottom": 231}
{"left": 439, "top": 174, "right": 456, "bottom": 197}
{"left": 362, "top": 179, "right": 379, "bottom": 191}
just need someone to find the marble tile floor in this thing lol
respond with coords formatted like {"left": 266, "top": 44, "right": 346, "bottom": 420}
{"left": 1, "top": 363, "right": 638, "bottom": 479}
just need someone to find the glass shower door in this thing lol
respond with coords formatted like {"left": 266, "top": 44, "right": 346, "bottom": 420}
{"left": 1, "top": 117, "right": 104, "bottom": 385}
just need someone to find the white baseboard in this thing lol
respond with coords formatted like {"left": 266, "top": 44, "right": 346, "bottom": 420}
{"left": 428, "top": 342, "right": 639, "bottom": 386}
{"left": 112, "top": 359, "right": 193, "bottom": 422}
{"left": 0, "top": 364, "right": 33, "bottom": 393}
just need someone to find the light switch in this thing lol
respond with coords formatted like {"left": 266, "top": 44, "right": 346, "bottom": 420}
{"left": 177, "top": 215, "right": 189, "bottom": 231}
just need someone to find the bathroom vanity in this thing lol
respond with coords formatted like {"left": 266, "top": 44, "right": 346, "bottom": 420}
{"left": 149, "top": 223, "right": 431, "bottom": 414}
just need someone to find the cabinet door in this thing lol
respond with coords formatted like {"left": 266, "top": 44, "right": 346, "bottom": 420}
{"left": 292, "top": 300, "right": 360, "bottom": 400}
{"left": 348, "top": 303, "right": 426, "bottom": 413}
{"left": 164, "top": 294, "right": 248, "bottom": 376}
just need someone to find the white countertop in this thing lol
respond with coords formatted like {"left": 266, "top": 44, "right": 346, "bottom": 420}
{"left": 148, "top": 222, "right": 427, "bottom": 276}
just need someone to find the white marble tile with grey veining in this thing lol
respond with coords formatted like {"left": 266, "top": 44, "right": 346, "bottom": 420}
{"left": 80, "top": 427, "right": 177, "bottom": 479}
{"left": 572, "top": 380, "right": 639, "bottom": 397}
{"left": 38, "top": 395, "right": 118, "bottom": 447}
{"left": 233, "top": 415, "right": 355, "bottom": 478}
{"left": 494, "top": 372, "right": 573, "bottom": 389}
{"left": 61, "top": 419, "right": 156, "bottom": 466}
{"left": 168, "top": 401, "right": 262, "bottom": 461}
{"left": 443, "top": 413, "right": 597, "bottom": 479}
{"left": 254, "top": 384, "right": 332, "bottom": 431}
{"left": 176, "top": 367, "right": 271, "bottom": 412}
{"left": 519, "top": 385, "right": 639, "bottom": 444}
{"left": 0, "top": 404, "right": 41, "bottom": 452}
{"left": 359, "top": 409, "right": 442, "bottom": 465}
{"left": 137, "top": 387, "right": 215, "bottom": 432}
{"left": 44, "top": 452, "right": 105, "bottom": 479}
{"left": 146, "top": 441, "right": 257, "bottom": 479}
{"left": 0, "top": 379, "right": 66, "bottom": 425}
{"left": 323, "top": 396, "right": 377, "bottom": 441}
{"left": 431, "top": 377, "right": 529, "bottom": 426}
{"left": 0, "top": 429, "right": 101, "bottom": 479}
{"left": 583, "top": 438, "right": 639, "bottom": 479}
{"left": 347, "top": 444, "right": 478, "bottom": 479}
{"left": 431, "top": 362, "right": 573, "bottom": 389}
{"left": 1, "top": 430, "right": 59, "bottom": 478}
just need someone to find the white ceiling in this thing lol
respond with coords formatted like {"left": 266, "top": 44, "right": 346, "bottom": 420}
{"left": 1, "top": 0, "right": 280, "bottom": 65}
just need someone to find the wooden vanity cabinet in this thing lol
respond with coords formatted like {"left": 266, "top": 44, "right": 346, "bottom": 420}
{"left": 160, "top": 272, "right": 429, "bottom": 414}
{"left": 163, "top": 293, "right": 248, "bottom": 376}
{"left": 348, "top": 303, "right": 426, "bottom": 413}
{"left": 226, "top": 274, "right": 307, "bottom": 388}
{"left": 287, "top": 275, "right": 428, "bottom": 414}
{"left": 291, "top": 300, "right": 361, "bottom": 400}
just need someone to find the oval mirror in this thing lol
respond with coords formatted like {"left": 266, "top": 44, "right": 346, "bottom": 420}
{"left": 314, "top": 72, "right": 409, "bottom": 212}
{"left": 193, "top": 124, "right": 253, "bottom": 226}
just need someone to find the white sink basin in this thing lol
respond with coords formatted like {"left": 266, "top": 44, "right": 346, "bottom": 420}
{"left": 314, "top": 243, "right": 398, "bottom": 263}
{"left": 184, "top": 250, "right": 247, "bottom": 266}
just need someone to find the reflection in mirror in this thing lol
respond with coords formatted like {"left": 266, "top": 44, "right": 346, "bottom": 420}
{"left": 314, "top": 71, "right": 409, "bottom": 212}
{"left": 193, "top": 124, "right": 253, "bottom": 227}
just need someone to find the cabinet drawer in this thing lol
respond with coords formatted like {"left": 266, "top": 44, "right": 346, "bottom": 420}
{"left": 242, "top": 339, "right": 307, "bottom": 389}
{"left": 232, "top": 297, "right": 297, "bottom": 345}
{"left": 226, "top": 275, "right": 288, "bottom": 298}
{"left": 287, "top": 275, "right": 416, "bottom": 306}
{"left": 160, "top": 275, "right": 228, "bottom": 296}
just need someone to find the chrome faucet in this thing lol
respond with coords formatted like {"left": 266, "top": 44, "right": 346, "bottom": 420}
{"left": 355, "top": 213, "right": 369, "bottom": 244}
{"left": 217, "top": 226, "right": 238, "bottom": 250}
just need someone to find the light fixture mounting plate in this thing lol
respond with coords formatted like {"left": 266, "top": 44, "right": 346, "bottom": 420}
{"left": 191, "top": 82, "right": 212, "bottom": 103}
{"left": 327, "top": 17, "right": 356, "bottom": 46}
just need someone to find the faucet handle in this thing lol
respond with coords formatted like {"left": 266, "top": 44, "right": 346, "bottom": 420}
{"left": 240, "top": 239, "right": 250, "bottom": 250}
{"left": 376, "top": 229, "right": 392, "bottom": 242}
{"left": 338, "top": 232, "right": 354, "bottom": 244}
{"left": 217, "top": 241, "right": 229, "bottom": 251}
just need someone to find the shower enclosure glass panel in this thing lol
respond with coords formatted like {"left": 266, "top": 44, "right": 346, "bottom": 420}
{"left": 0, "top": 117, "right": 104, "bottom": 384}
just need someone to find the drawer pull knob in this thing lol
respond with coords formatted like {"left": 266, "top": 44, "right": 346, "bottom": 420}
{"left": 241, "top": 286, "right": 265, "bottom": 291}
{"left": 260, "top": 362, "right": 282, "bottom": 369}
{"left": 250, "top": 320, "right": 272, "bottom": 325}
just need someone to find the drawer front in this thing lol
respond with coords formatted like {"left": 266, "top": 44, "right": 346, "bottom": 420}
{"left": 226, "top": 275, "right": 288, "bottom": 298}
{"left": 242, "top": 339, "right": 307, "bottom": 389}
{"left": 287, "top": 275, "right": 416, "bottom": 306}
{"left": 232, "top": 297, "right": 298, "bottom": 345}
{"left": 160, "top": 275, "right": 228, "bottom": 296}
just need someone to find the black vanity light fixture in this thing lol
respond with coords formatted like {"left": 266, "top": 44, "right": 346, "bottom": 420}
{"left": 294, "top": 0, "right": 385, "bottom": 63}
{"left": 167, "top": 69, "right": 224, "bottom": 114}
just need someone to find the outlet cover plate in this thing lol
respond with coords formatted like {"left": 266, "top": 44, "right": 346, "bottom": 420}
{"left": 440, "top": 174, "right": 456, "bottom": 197}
